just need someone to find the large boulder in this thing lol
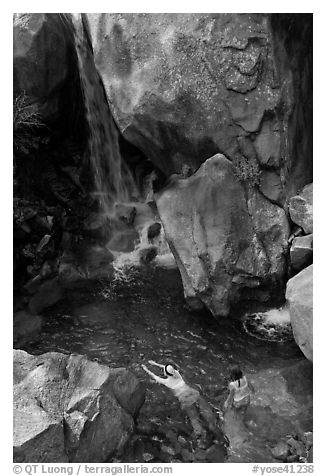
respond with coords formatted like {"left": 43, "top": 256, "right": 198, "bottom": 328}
{"left": 156, "top": 154, "right": 289, "bottom": 317}
{"left": 13, "top": 13, "right": 77, "bottom": 122}
{"left": 288, "top": 184, "right": 313, "bottom": 234}
{"left": 84, "top": 13, "right": 312, "bottom": 198}
{"left": 286, "top": 265, "right": 313, "bottom": 361}
{"left": 13, "top": 350, "right": 145, "bottom": 462}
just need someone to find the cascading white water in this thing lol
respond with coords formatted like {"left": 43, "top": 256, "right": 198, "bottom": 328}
{"left": 243, "top": 306, "right": 292, "bottom": 342}
{"left": 70, "top": 14, "right": 175, "bottom": 275}
{"left": 71, "top": 14, "right": 136, "bottom": 216}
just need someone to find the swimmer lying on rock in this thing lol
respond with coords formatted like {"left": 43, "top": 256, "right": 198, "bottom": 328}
{"left": 141, "top": 360, "right": 227, "bottom": 448}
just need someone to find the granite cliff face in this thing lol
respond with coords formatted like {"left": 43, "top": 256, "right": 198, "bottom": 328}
{"left": 85, "top": 13, "right": 312, "bottom": 204}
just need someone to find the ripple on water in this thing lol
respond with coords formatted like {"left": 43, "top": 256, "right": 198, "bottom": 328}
{"left": 23, "top": 272, "right": 310, "bottom": 463}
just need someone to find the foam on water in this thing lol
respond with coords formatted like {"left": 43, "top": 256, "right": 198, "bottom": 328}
{"left": 243, "top": 306, "right": 292, "bottom": 342}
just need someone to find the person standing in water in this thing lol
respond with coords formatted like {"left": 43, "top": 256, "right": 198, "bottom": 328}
{"left": 141, "top": 360, "right": 225, "bottom": 446}
{"left": 223, "top": 365, "right": 253, "bottom": 413}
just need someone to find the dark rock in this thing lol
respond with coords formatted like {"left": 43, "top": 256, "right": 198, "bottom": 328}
{"left": 13, "top": 311, "right": 43, "bottom": 347}
{"left": 62, "top": 216, "right": 80, "bottom": 232}
{"left": 290, "top": 234, "right": 313, "bottom": 271}
{"left": 115, "top": 204, "right": 137, "bottom": 226}
{"left": 28, "top": 277, "right": 64, "bottom": 313}
{"left": 112, "top": 372, "right": 145, "bottom": 418}
{"left": 13, "top": 350, "right": 145, "bottom": 463}
{"left": 181, "top": 448, "right": 195, "bottom": 462}
{"left": 139, "top": 246, "right": 158, "bottom": 264}
{"left": 147, "top": 222, "right": 161, "bottom": 241}
{"left": 287, "top": 454, "right": 299, "bottom": 463}
{"left": 23, "top": 275, "right": 43, "bottom": 294}
{"left": 108, "top": 229, "right": 139, "bottom": 253}
{"left": 288, "top": 184, "right": 313, "bottom": 234}
{"left": 194, "top": 448, "right": 207, "bottom": 461}
{"left": 36, "top": 234, "right": 51, "bottom": 253}
{"left": 287, "top": 438, "right": 306, "bottom": 458}
{"left": 205, "top": 443, "right": 226, "bottom": 462}
{"left": 271, "top": 441, "right": 289, "bottom": 461}
{"left": 14, "top": 13, "right": 76, "bottom": 122}
{"left": 286, "top": 265, "right": 313, "bottom": 361}
{"left": 301, "top": 431, "right": 313, "bottom": 450}
{"left": 59, "top": 246, "right": 114, "bottom": 287}
{"left": 307, "top": 446, "right": 313, "bottom": 462}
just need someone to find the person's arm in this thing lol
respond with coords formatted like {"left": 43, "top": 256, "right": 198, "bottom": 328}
{"left": 141, "top": 364, "right": 168, "bottom": 385}
{"left": 148, "top": 360, "right": 165, "bottom": 369}
{"left": 223, "top": 387, "right": 235, "bottom": 410}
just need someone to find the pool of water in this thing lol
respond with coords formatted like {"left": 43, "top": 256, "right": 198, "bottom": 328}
{"left": 21, "top": 266, "right": 312, "bottom": 463}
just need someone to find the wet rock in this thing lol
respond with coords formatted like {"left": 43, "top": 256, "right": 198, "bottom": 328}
{"left": 59, "top": 245, "right": 114, "bottom": 287}
{"left": 157, "top": 154, "right": 289, "bottom": 317}
{"left": 139, "top": 246, "right": 158, "bottom": 264}
{"left": 115, "top": 204, "right": 137, "bottom": 226}
{"left": 147, "top": 222, "right": 161, "bottom": 241}
{"left": 13, "top": 311, "right": 43, "bottom": 347}
{"left": 28, "top": 277, "right": 64, "bottom": 313}
{"left": 290, "top": 234, "right": 313, "bottom": 271}
{"left": 286, "top": 265, "right": 313, "bottom": 361}
{"left": 13, "top": 350, "right": 145, "bottom": 463}
{"left": 271, "top": 441, "right": 289, "bottom": 461}
{"left": 108, "top": 229, "right": 139, "bottom": 252}
{"left": 288, "top": 184, "right": 313, "bottom": 234}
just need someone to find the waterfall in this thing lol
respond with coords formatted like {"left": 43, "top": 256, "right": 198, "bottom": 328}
{"left": 71, "top": 14, "right": 136, "bottom": 216}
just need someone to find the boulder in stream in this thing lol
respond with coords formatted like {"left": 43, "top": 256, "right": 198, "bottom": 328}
{"left": 286, "top": 265, "right": 313, "bottom": 361}
{"left": 156, "top": 153, "right": 289, "bottom": 317}
{"left": 13, "top": 350, "right": 145, "bottom": 462}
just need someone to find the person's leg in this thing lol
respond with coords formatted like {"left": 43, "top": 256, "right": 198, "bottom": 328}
{"left": 197, "top": 396, "right": 218, "bottom": 434}
{"left": 183, "top": 403, "right": 206, "bottom": 438}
